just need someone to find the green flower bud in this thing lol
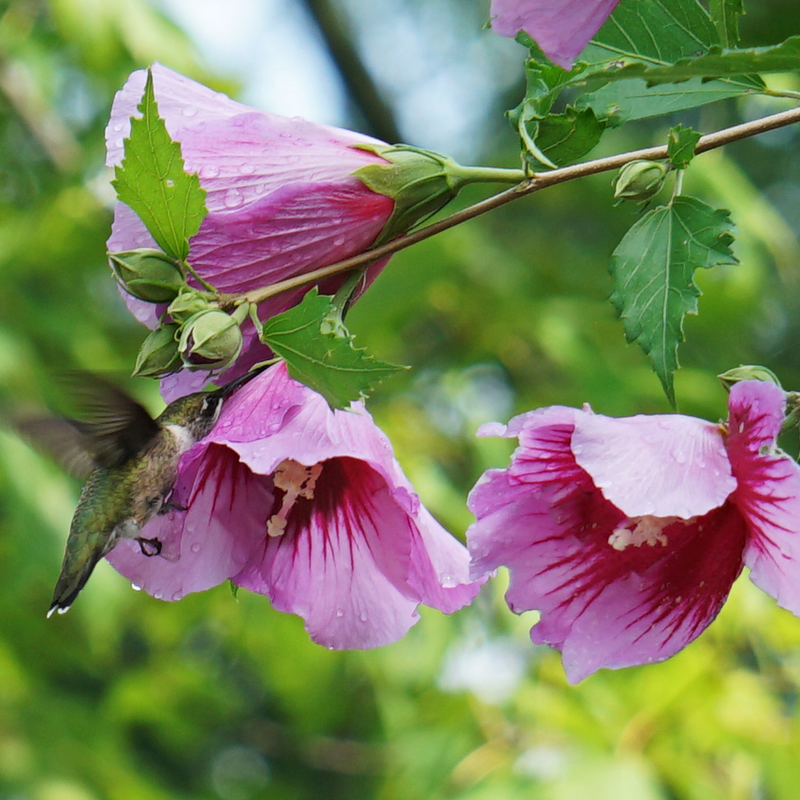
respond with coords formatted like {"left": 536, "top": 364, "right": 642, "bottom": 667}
{"left": 178, "top": 309, "right": 243, "bottom": 371}
{"left": 613, "top": 160, "right": 669, "bottom": 202}
{"left": 168, "top": 289, "right": 214, "bottom": 324}
{"left": 132, "top": 324, "right": 182, "bottom": 378}
{"left": 109, "top": 248, "right": 185, "bottom": 303}
{"left": 718, "top": 365, "right": 783, "bottom": 391}
{"left": 353, "top": 145, "right": 488, "bottom": 246}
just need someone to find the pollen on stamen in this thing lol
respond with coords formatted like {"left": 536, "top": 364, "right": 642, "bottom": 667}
{"left": 608, "top": 515, "right": 682, "bottom": 551}
{"left": 266, "top": 459, "right": 324, "bottom": 537}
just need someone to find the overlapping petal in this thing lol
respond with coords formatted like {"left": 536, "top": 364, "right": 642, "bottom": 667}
{"left": 468, "top": 380, "right": 800, "bottom": 682}
{"left": 489, "top": 0, "right": 620, "bottom": 68}
{"left": 108, "top": 363, "right": 479, "bottom": 648}
{"left": 106, "top": 64, "right": 394, "bottom": 399}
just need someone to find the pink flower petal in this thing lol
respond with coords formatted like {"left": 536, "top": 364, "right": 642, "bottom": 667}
{"left": 234, "top": 458, "right": 423, "bottom": 649}
{"left": 109, "top": 363, "right": 479, "bottom": 646}
{"left": 489, "top": 0, "right": 620, "bottom": 68}
{"left": 573, "top": 411, "right": 736, "bottom": 519}
{"left": 106, "top": 65, "right": 395, "bottom": 396}
{"left": 108, "top": 446, "right": 272, "bottom": 598}
{"left": 725, "top": 381, "right": 800, "bottom": 617}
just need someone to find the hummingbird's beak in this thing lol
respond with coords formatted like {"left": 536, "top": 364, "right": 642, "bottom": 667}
{"left": 214, "top": 363, "right": 270, "bottom": 398}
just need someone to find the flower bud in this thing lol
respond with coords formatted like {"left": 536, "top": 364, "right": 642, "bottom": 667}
{"left": 354, "top": 145, "right": 475, "bottom": 244}
{"left": 168, "top": 289, "right": 214, "bottom": 324}
{"left": 613, "top": 160, "right": 668, "bottom": 202}
{"left": 718, "top": 365, "right": 783, "bottom": 391}
{"left": 178, "top": 309, "right": 243, "bottom": 371}
{"left": 132, "top": 324, "right": 182, "bottom": 377}
{"left": 109, "top": 248, "right": 185, "bottom": 303}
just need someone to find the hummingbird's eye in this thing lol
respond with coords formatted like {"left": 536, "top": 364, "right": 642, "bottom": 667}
{"left": 202, "top": 395, "right": 222, "bottom": 416}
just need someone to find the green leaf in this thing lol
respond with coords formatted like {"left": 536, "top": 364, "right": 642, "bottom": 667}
{"left": 510, "top": 63, "right": 606, "bottom": 169}
{"left": 112, "top": 68, "right": 207, "bottom": 262}
{"left": 710, "top": 0, "right": 744, "bottom": 47}
{"left": 261, "top": 289, "right": 407, "bottom": 409}
{"left": 667, "top": 124, "right": 701, "bottom": 170}
{"left": 577, "top": 0, "right": 763, "bottom": 123}
{"left": 610, "top": 196, "right": 737, "bottom": 405}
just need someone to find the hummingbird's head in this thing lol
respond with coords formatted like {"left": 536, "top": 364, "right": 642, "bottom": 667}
{"left": 156, "top": 365, "right": 269, "bottom": 443}
{"left": 158, "top": 391, "right": 225, "bottom": 441}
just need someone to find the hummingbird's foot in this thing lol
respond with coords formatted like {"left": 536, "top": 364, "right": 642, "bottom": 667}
{"left": 158, "top": 496, "right": 187, "bottom": 515}
{"left": 137, "top": 536, "right": 163, "bottom": 557}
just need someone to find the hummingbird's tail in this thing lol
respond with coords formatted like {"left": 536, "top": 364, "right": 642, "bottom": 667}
{"left": 46, "top": 550, "right": 104, "bottom": 618}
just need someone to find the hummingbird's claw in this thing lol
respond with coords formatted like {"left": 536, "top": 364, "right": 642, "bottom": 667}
{"left": 137, "top": 536, "right": 163, "bottom": 557}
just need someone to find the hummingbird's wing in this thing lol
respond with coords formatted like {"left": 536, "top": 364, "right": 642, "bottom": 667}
{"left": 14, "top": 417, "right": 100, "bottom": 480}
{"left": 62, "top": 372, "right": 162, "bottom": 468}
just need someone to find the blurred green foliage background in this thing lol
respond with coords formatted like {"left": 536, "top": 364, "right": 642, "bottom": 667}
{"left": 3, "top": 0, "right": 800, "bottom": 798}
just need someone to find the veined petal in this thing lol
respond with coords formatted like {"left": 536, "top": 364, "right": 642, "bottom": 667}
{"left": 489, "top": 0, "right": 620, "bottom": 68}
{"left": 408, "top": 504, "right": 481, "bottom": 613}
{"left": 498, "top": 483, "right": 747, "bottom": 683}
{"left": 233, "top": 458, "right": 422, "bottom": 649}
{"left": 573, "top": 412, "right": 735, "bottom": 519}
{"left": 107, "top": 445, "right": 272, "bottom": 598}
{"left": 726, "top": 381, "right": 800, "bottom": 617}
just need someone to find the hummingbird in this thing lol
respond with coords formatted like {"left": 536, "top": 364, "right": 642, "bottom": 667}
{"left": 16, "top": 367, "right": 266, "bottom": 618}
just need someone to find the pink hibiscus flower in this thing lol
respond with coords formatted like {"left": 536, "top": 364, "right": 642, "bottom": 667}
{"left": 467, "top": 380, "right": 800, "bottom": 682}
{"left": 490, "top": 0, "right": 620, "bottom": 68}
{"left": 106, "top": 63, "right": 395, "bottom": 400}
{"left": 108, "top": 363, "right": 480, "bottom": 648}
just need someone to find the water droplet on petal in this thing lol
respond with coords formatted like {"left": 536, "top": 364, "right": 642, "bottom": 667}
{"left": 154, "top": 591, "right": 163, "bottom": 600}
{"left": 182, "top": 105, "right": 198, "bottom": 117}
{"left": 335, "top": 609, "right": 344, "bottom": 617}
{"left": 191, "top": 543, "right": 201, "bottom": 554}
{"left": 224, "top": 188, "right": 244, "bottom": 208}
{"left": 131, "top": 583, "right": 142, "bottom": 592}
{"left": 239, "top": 163, "right": 255, "bottom": 175}
{"left": 171, "top": 591, "right": 182, "bottom": 601}
{"left": 200, "top": 165, "right": 220, "bottom": 179}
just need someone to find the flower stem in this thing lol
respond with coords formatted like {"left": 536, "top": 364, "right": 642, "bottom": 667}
{"left": 224, "top": 104, "right": 800, "bottom": 308}
{"left": 452, "top": 165, "right": 527, "bottom": 185}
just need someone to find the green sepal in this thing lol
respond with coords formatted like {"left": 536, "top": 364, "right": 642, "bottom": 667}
{"left": 354, "top": 145, "right": 471, "bottom": 244}
{"left": 109, "top": 248, "right": 186, "bottom": 303}
{"left": 178, "top": 309, "right": 243, "bottom": 371}
{"left": 132, "top": 324, "right": 182, "bottom": 377}
{"left": 260, "top": 288, "right": 407, "bottom": 409}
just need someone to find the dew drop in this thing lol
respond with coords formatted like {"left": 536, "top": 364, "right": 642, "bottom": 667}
{"left": 182, "top": 105, "right": 198, "bottom": 117}
{"left": 154, "top": 591, "right": 163, "bottom": 600}
{"left": 332, "top": 235, "right": 346, "bottom": 247}
{"left": 239, "top": 163, "right": 256, "bottom": 175}
{"left": 114, "top": 137, "right": 124, "bottom": 148}
{"left": 113, "top": 122, "right": 124, "bottom": 132}
{"left": 131, "top": 583, "right": 142, "bottom": 592}
{"left": 335, "top": 609, "right": 344, "bottom": 618}
{"left": 359, "top": 612, "right": 367, "bottom": 622}
{"left": 201, "top": 165, "right": 220, "bottom": 179}
{"left": 191, "top": 543, "right": 201, "bottom": 554}
{"left": 171, "top": 591, "right": 182, "bottom": 601}
{"left": 224, "top": 188, "right": 244, "bottom": 209}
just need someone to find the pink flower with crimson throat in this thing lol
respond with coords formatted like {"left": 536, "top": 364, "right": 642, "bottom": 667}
{"left": 106, "top": 63, "right": 396, "bottom": 400}
{"left": 467, "top": 380, "right": 800, "bottom": 683}
{"left": 489, "top": 0, "right": 620, "bottom": 69}
{"left": 108, "top": 363, "right": 481, "bottom": 648}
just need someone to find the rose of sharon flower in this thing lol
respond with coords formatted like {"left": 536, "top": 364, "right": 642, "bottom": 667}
{"left": 106, "top": 63, "right": 396, "bottom": 400}
{"left": 108, "top": 363, "right": 480, "bottom": 648}
{"left": 467, "top": 380, "right": 800, "bottom": 683}
{"left": 490, "top": 0, "right": 620, "bottom": 69}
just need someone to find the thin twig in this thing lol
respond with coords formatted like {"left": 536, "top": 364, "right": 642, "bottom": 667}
{"left": 223, "top": 104, "right": 800, "bottom": 308}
